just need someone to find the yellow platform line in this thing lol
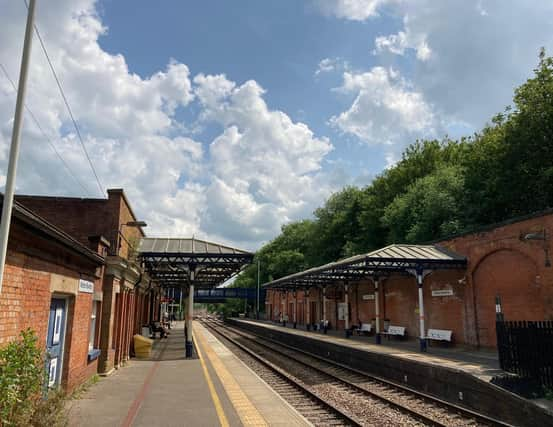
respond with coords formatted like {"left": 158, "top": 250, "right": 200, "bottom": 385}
{"left": 195, "top": 324, "right": 269, "bottom": 427}
{"left": 194, "top": 329, "right": 230, "bottom": 427}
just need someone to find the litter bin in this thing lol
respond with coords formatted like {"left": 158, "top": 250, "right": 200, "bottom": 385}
{"left": 134, "top": 334, "right": 153, "bottom": 358}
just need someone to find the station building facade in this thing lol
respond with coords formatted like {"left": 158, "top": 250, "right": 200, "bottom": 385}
{"left": 266, "top": 209, "right": 553, "bottom": 349}
{"left": 0, "top": 188, "right": 162, "bottom": 394}
{"left": 16, "top": 189, "right": 159, "bottom": 374}
{"left": 0, "top": 196, "right": 105, "bottom": 392}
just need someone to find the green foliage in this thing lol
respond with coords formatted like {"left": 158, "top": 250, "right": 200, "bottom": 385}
{"left": 0, "top": 329, "right": 67, "bottom": 426}
{"left": 382, "top": 166, "right": 465, "bottom": 243}
{"left": 220, "top": 50, "right": 553, "bottom": 309}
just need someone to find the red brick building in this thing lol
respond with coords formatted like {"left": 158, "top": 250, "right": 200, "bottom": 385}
{"left": 16, "top": 189, "right": 159, "bottom": 374}
{"left": 266, "top": 210, "right": 553, "bottom": 349}
{"left": 0, "top": 196, "right": 104, "bottom": 392}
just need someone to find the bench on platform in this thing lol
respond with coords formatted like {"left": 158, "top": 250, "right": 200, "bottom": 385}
{"left": 381, "top": 325, "right": 406, "bottom": 340}
{"left": 427, "top": 328, "right": 453, "bottom": 345}
{"left": 355, "top": 323, "right": 372, "bottom": 335}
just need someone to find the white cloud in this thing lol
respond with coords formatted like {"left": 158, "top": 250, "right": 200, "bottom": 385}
{"left": 0, "top": 0, "right": 337, "bottom": 250}
{"left": 370, "top": 1, "right": 553, "bottom": 126}
{"left": 374, "top": 28, "right": 432, "bottom": 61}
{"left": 193, "top": 74, "right": 334, "bottom": 246}
{"left": 314, "top": 0, "right": 393, "bottom": 21}
{"left": 330, "top": 67, "right": 435, "bottom": 144}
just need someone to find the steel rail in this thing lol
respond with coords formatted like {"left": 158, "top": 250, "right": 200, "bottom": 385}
{"left": 216, "top": 320, "right": 512, "bottom": 427}
{"left": 200, "top": 320, "right": 361, "bottom": 426}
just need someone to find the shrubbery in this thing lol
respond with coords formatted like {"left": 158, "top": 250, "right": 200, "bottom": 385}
{"left": 0, "top": 329, "right": 67, "bottom": 426}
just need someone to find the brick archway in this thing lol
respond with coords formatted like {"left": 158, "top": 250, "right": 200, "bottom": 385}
{"left": 473, "top": 249, "right": 542, "bottom": 347}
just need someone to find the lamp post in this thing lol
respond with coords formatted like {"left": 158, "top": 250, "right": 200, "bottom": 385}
{"left": 0, "top": 0, "right": 36, "bottom": 295}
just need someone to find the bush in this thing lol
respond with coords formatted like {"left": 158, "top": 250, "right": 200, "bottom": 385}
{"left": 0, "top": 329, "right": 67, "bottom": 426}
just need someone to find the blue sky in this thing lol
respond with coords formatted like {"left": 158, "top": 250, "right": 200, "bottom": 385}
{"left": 1, "top": 0, "right": 553, "bottom": 249}
{"left": 96, "top": 0, "right": 401, "bottom": 180}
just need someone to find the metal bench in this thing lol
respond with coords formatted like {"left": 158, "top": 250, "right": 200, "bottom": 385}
{"left": 426, "top": 328, "right": 453, "bottom": 345}
{"left": 381, "top": 325, "right": 406, "bottom": 340}
{"left": 355, "top": 323, "right": 372, "bottom": 335}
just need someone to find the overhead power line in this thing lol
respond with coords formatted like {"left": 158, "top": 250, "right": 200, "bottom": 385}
{"left": 0, "top": 63, "right": 93, "bottom": 196}
{"left": 24, "top": 0, "right": 105, "bottom": 197}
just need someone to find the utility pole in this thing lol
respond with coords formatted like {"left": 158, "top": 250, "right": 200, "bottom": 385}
{"left": 256, "top": 259, "right": 260, "bottom": 319}
{"left": 0, "top": 0, "right": 37, "bottom": 294}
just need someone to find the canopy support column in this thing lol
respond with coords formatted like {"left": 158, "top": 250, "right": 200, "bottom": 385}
{"left": 406, "top": 267, "right": 431, "bottom": 352}
{"left": 344, "top": 284, "right": 350, "bottom": 337}
{"left": 322, "top": 286, "right": 327, "bottom": 334}
{"left": 293, "top": 289, "right": 297, "bottom": 328}
{"left": 375, "top": 278, "right": 381, "bottom": 344}
{"left": 305, "top": 289, "right": 311, "bottom": 330}
{"left": 417, "top": 272, "right": 426, "bottom": 352}
{"left": 186, "top": 283, "right": 194, "bottom": 357}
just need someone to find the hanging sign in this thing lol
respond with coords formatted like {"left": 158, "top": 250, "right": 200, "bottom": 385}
{"left": 78, "top": 279, "right": 94, "bottom": 294}
{"left": 432, "top": 289, "right": 454, "bottom": 297}
{"left": 362, "top": 294, "right": 375, "bottom": 300}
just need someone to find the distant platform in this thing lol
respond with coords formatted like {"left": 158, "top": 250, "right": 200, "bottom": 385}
{"left": 233, "top": 318, "right": 501, "bottom": 380}
{"left": 229, "top": 318, "right": 553, "bottom": 427}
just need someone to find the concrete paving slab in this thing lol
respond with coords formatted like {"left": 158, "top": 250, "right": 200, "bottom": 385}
{"left": 67, "top": 323, "right": 241, "bottom": 427}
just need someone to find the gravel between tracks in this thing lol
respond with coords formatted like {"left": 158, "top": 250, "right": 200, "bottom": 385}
{"left": 206, "top": 321, "right": 431, "bottom": 426}
{"left": 214, "top": 321, "right": 493, "bottom": 427}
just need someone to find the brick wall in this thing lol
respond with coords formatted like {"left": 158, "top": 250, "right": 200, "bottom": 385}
{"left": 0, "top": 219, "right": 102, "bottom": 392}
{"left": 266, "top": 211, "right": 553, "bottom": 349}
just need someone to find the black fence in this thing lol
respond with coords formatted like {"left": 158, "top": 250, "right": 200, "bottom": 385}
{"left": 496, "top": 320, "right": 553, "bottom": 387}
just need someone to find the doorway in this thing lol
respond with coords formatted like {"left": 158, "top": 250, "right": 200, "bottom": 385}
{"left": 46, "top": 298, "right": 67, "bottom": 387}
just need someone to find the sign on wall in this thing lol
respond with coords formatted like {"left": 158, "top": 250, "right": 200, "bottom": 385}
{"left": 432, "top": 289, "right": 454, "bottom": 297}
{"left": 362, "top": 294, "right": 375, "bottom": 300}
{"left": 78, "top": 279, "right": 94, "bottom": 294}
{"left": 338, "top": 302, "right": 347, "bottom": 320}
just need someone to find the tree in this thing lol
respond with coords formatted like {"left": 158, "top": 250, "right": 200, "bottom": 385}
{"left": 382, "top": 166, "right": 465, "bottom": 243}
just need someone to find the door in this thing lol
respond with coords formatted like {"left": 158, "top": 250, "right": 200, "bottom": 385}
{"left": 46, "top": 298, "right": 67, "bottom": 387}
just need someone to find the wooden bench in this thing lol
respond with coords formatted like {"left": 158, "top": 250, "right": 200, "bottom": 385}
{"left": 426, "top": 328, "right": 453, "bottom": 346}
{"left": 355, "top": 323, "right": 372, "bottom": 335}
{"left": 381, "top": 325, "right": 406, "bottom": 340}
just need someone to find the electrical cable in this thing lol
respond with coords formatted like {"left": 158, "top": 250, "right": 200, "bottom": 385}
{"left": 24, "top": 0, "right": 105, "bottom": 197}
{"left": 0, "top": 62, "right": 93, "bottom": 196}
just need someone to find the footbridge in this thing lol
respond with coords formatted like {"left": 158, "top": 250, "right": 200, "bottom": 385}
{"left": 194, "top": 287, "right": 265, "bottom": 303}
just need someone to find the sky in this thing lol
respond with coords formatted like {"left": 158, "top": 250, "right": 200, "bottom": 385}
{"left": 1, "top": 0, "right": 553, "bottom": 250}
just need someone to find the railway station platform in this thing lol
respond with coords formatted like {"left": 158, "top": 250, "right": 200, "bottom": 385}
{"left": 67, "top": 321, "right": 310, "bottom": 427}
{"left": 234, "top": 318, "right": 501, "bottom": 380}
{"left": 229, "top": 318, "right": 553, "bottom": 426}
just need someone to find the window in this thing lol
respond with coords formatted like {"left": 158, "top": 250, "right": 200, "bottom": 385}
{"left": 89, "top": 301, "right": 97, "bottom": 352}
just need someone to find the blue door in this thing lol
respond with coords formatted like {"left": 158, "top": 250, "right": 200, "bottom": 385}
{"left": 46, "top": 298, "right": 67, "bottom": 387}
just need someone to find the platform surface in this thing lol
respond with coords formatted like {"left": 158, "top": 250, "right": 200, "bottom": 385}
{"left": 67, "top": 321, "right": 310, "bottom": 427}
{"left": 234, "top": 318, "right": 503, "bottom": 381}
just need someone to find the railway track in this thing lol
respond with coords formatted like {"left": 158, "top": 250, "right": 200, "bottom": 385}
{"left": 199, "top": 320, "right": 361, "bottom": 426}
{"left": 201, "top": 319, "right": 511, "bottom": 427}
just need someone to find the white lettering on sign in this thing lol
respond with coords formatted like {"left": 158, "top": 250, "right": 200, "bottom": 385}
{"left": 362, "top": 294, "right": 375, "bottom": 300}
{"left": 79, "top": 279, "right": 94, "bottom": 294}
{"left": 432, "top": 289, "right": 454, "bottom": 297}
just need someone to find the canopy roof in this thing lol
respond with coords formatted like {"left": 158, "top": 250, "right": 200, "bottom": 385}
{"left": 263, "top": 244, "right": 466, "bottom": 289}
{"left": 138, "top": 237, "right": 253, "bottom": 288}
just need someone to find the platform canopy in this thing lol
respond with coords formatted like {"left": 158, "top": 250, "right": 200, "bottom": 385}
{"left": 138, "top": 237, "right": 253, "bottom": 289}
{"left": 262, "top": 244, "right": 467, "bottom": 290}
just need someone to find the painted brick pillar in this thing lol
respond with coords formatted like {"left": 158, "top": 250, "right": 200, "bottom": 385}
{"left": 98, "top": 276, "right": 117, "bottom": 374}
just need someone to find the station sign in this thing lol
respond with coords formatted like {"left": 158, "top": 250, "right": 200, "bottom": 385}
{"left": 79, "top": 279, "right": 94, "bottom": 294}
{"left": 362, "top": 294, "right": 375, "bottom": 300}
{"left": 432, "top": 289, "right": 454, "bottom": 297}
